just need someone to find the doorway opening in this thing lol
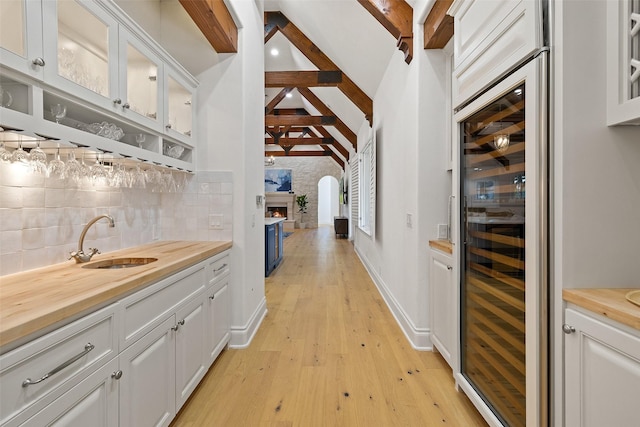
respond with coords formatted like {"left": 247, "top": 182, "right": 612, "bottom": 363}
{"left": 318, "top": 176, "right": 339, "bottom": 225}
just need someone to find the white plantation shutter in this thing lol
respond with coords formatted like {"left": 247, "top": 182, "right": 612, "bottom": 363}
{"left": 350, "top": 158, "right": 359, "bottom": 228}
{"left": 357, "top": 131, "right": 375, "bottom": 237}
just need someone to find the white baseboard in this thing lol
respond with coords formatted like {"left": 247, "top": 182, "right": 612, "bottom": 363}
{"left": 354, "top": 247, "right": 432, "bottom": 350}
{"left": 229, "top": 296, "right": 267, "bottom": 349}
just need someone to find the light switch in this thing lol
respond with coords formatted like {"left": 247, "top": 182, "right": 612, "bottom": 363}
{"left": 406, "top": 213, "right": 413, "bottom": 228}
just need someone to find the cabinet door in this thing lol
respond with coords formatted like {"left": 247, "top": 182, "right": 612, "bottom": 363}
{"left": 265, "top": 224, "right": 276, "bottom": 275}
{"left": 565, "top": 308, "right": 640, "bottom": 427}
{"left": 206, "top": 280, "right": 230, "bottom": 366}
{"left": 20, "top": 358, "right": 119, "bottom": 427}
{"left": 119, "top": 316, "right": 175, "bottom": 427}
{"left": 118, "top": 27, "right": 164, "bottom": 132}
{"left": 429, "top": 249, "right": 455, "bottom": 367}
{"left": 164, "top": 68, "right": 195, "bottom": 144}
{"left": 42, "top": 0, "right": 119, "bottom": 112}
{"left": 175, "top": 294, "right": 207, "bottom": 411}
{"left": 0, "top": 0, "right": 44, "bottom": 79}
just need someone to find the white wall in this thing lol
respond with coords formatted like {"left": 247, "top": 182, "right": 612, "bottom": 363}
{"left": 353, "top": 8, "right": 449, "bottom": 349}
{"left": 193, "top": 0, "right": 267, "bottom": 347}
{"left": 318, "top": 176, "right": 339, "bottom": 225}
{"left": 552, "top": 1, "right": 640, "bottom": 424}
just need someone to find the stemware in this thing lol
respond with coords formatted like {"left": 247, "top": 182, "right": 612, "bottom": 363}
{"left": 30, "top": 141, "right": 48, "bottom": 175}
{"left": 145, "top": 166, "right": 162, "bottom": 191}
{"left": 48, "top": 146, "right": 66, "bottom": 179}
{"left": 65, "top": 149, "right": 83, "bottom": 185}
{"left": 50, "top": 104, "right": 67, "bottom": 124}
{"left": 11, "top": 139, "right": 30, "bottom": 164}
{"left": 135, "top": 133, "right": 146, "bottom": 149}
{"left": 110, "top": 161, "right": 129, "bottom": 188}
{"left": 131, "top": 164, "right": 146, "bottom": 189}
{"left": 89, "top": 155, "right": 108, "bottom": 185}
{"left": 0, "top": 142, "right": 12, "bottom": 162}
{"left": 0, "top": 86, "right": 13, "bottom": 108}
{"left": 162, "top": 169, "right": 177, "bottom": 193}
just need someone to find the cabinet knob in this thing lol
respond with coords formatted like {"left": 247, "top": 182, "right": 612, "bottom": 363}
{"left": 122, "top": 103, "right": 130, "bottom": 109}
{"left": 562, "top": 324, "right": 576, "bottom": 334}
{"left": 32, "top": 57, "right": 45, "bottom": 67}
{"left": 171, "top": 319, "right": 185, "bottom": 331}
{"left": 165, "top": 124, "right": 172, "bottom": 130}
{"left": 209, "top": 294, "right": 215, "bottom": 300}
{"left": 446, "top": 265, "right": 453, "bottom": 270}
{"left": 113, "top": 98, "right": 122, "bottom": 105}
{"left": 111, "top": 370, "right": 123, "bottom": 380}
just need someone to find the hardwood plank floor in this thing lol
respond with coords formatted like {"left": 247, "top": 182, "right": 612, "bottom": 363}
{"left": 171, "top": 226, "right": 487, "bottom": 426}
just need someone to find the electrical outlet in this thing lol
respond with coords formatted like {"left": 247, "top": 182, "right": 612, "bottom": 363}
{"left": 209, "top": 214, "right": 223, "bottom": 230}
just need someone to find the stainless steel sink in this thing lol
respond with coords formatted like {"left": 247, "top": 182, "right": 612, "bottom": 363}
{"left": 82, "top": 257, "right": 158, "bottom": 269}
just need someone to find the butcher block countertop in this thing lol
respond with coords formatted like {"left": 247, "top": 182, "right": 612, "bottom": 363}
{"left": 563, "top": 288, "right": 640, "bottom": 331}
{"left": 0, "top": 240, "right": 232, "bottom": 349}
{"left": 429, "top": 239, "right": 453, "bottom": 255}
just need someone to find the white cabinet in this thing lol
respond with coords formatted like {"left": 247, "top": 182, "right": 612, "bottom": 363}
{"left": 429, "top": 247, "right": 455, "bottom": 368}
{"left": 20, "top": 358, "right": 119, "bottom": 427}
{"left": 0, "top": 249, "right": 231, "bottom": 427}
{"left": 0, "top": 304, "right": 118, "bottom": 427}
{"left": 205, "top": 253, "right": 231, "bottom": 365}
{"left": 607, "top": 0, "right": 640, "bottom": 125}
{"left": 175, "top": 294, "right": 207, "bottom": 411}
{"left": 564, "top": 307, "right": 640, "bottom": 427}
{"left": 448, "top": 0, "right": 543, "bottom": 107}
{"left": 0, "top": 0, "right": 197, "bottom": 167}
{"left": 0, "top": 0, "right": 44, "bottom": 80}
{"left": 119, "top": 316, "right": 175, "bottom": 427}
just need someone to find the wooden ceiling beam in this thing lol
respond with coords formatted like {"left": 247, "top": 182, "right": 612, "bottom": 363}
{"left": 264, "top": 12, "right": 373, "bottom": 124}
{"left": 423, "top": 0, "right": 454, "bottom": 49}
{"left": 297, "top": 87, "right": 357, "bottom": 150}
{"left": 265, "top": 71, "right": 343, "bottom": 88}
{"left": 265, "top": 88, "right": 294, "bottom": 114}
{"left": 265, "top": 137, "right": 335, "bottom": 145}
{"left": 179, "top": 0, "right": 238, "bottom": 53}
{"left": 314, "top": 127, "right": 350, "bottom": 160}
{"left": 266, "top": 150, "right": 330, "bottom": 157}
{"left": 357, "top": 0, "right": 413, "bottom": 63}
{"left": 265, "top": 115, "right": 336, "bottom": 126}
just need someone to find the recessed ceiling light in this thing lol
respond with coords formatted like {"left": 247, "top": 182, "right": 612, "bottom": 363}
{"left": 285, "top": 93, "right": 292, "bottom": 98}
{"left": 270, "top": 48, "right": 279, "bottom": 56}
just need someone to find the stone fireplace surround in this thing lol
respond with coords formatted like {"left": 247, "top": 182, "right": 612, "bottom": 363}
{"left": 265, "top": 192, "right": 296, "bottom": 231}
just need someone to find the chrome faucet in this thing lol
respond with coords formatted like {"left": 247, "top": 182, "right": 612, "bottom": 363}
{"left": 69, "top": 214, "right": 115, "bottom": 263}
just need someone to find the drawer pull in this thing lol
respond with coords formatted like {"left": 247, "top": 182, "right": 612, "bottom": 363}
{"left": 22, "top": 343, "right": 95, "bottom": 387}
{"left": 213, "top": 263, "right": 228, "bottom": 274}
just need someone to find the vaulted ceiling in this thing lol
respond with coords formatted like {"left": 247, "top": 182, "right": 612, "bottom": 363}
{"left": 116, "top": 0, "right": 455, "bottom": 171}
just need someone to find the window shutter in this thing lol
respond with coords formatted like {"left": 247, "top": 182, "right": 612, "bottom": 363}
{"left": 350, "top": 158, "right": 359, "bottom": 228}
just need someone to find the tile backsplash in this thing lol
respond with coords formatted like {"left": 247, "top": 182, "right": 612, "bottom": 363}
{"left": 0, "top": 164, "right": 232, "bottom": 276}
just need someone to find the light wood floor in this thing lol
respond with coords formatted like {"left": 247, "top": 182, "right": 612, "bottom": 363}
{"left": 171, "top": 226, "right": 487, "bottom": 426}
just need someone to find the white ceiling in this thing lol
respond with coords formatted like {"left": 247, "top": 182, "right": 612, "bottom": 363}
{"left": 264, "top": 0, "right": 398, "bottom": 138}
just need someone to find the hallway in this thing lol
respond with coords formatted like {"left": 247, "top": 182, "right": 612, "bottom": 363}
{"left": 171, "top": 227, "right": 487, "bottom": 426}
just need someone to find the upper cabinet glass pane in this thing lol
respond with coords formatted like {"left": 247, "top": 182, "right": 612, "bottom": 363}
{"left": 0, "top": 0, "right": 25, "bottom": 56}
{"left": 126, "top": 43, "right": 158, "bottom": 120}
{"left": 57, "top": 0, "right": 109, "bottom": 97}
{"left": 168, "top": 76, "right": 192, "bottom": 136}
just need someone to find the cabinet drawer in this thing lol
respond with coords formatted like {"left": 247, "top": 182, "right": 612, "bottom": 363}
{"left": 206, "top": 252, "right": 230, "bottom": 287}
{"left": 119, "top": 262, "right": 205, "bottom": 349}
{"left": 0, "top": 304, "right": 118, "bottom": 426}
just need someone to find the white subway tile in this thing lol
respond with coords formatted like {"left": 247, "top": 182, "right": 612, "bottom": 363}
{"left": 1, "top": 230, "right": 22, "bottom": 254}
{"left": 0, "top": 252, "right": 23, "bottom": 276}
{"left": 22, "top": 187, "right": 45, "bottom": 208}
{"left": 44, "top": 188, "right": 66, "bottom": 208}
{"left": 0, "top": 186, "right": 23, "bottom": 208}
{"left": 22, "top": 228, "right": 45, "bottom": 250}
{"left": 22, "top": 208, "right": 46, "bottom": 229}
{"left": 0, "top": 208, "right": 23, "bottom": 231}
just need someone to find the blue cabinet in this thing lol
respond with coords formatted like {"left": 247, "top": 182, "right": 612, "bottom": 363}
{"left": 265, "top": 219, "right": 283, "bottom": 276}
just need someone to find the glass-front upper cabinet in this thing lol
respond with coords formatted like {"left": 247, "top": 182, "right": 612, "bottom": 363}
{"left": 42, "top": 0, "right": 119, "bottom": 111}
{"left": 118, "top": 29, "right": 163, "bottom": 131}
{"left": 165, "top": 71, "right": 195, "bottom": 144}
{"left": 0, "top": 0, "right": 44, "bottom": 79}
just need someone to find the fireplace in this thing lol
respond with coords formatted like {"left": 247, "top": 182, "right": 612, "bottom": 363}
{"left": 265, "top": 192, "right": 296, "bottom": 231}
{"left": 266, "top": 206, "right": 287, "bottom": 218}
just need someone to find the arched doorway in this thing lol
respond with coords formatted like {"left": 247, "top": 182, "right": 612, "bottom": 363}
{"left": 318, "top": 176, "right": 339, "bottom": 225}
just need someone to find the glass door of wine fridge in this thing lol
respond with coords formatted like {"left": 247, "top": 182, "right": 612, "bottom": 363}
{"left": 455, "top": 54, "right": 548, "bottom": 427}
